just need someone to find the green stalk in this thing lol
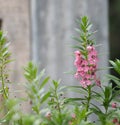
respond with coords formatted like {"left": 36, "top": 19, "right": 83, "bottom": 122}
{"left": 1, "top": 64, "right": 8, "bottom": 99}
{"left": 85, "top": 85, "right": 91, "bottom": 121}
{"left": 55, "top": 88, "right": 62, "bottom": 125}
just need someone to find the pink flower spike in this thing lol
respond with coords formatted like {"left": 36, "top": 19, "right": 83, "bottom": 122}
{"left": 112, "top": 102, "right": 117, "bottom": 108}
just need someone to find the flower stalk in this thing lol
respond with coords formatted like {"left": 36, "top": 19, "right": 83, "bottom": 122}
{"left": 85, "top": 85, "right": 91, "bottom": 121}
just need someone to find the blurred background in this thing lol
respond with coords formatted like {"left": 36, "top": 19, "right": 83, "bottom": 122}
{"left": 0, "top": 0, "right": 119, "bottom": 110}
{"left": 110, "top": 0, "right": 120, "bottom": 80}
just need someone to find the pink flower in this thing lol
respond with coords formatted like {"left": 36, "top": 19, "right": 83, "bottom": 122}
{"left": 87, "top": 45, "right": 95, "bottom": 52}
{"left": 74, "top": 45, "right": 98, "bottom": 88}
{"left": 85, "top": 74, "right": 91, "bottom": 79}
{"left": 80, "top": 78, "right": 91, "bottom": 88}
{"left": 112, "top": 118, "right": 118, "bottom": 123}
{"left": 88, "top": 53, "right": 98, "bottom": 63}
{"left": 112, "top": 102, "right": 117, "bottom": 108}
{"left": 45, "top": 111, "right": 51, "bottom": 120}
{"left": 74, "top": 72, "right": 79, "bottom": 79}
{"left": 74, "top": 51, "right": 82, "bottom": 67}
{"left": 74, "top": 59, "right": 81, "bottom": 68}
{"left": 87, "top": 46, "right": 98, "bottom": 64}
{"left": 74, "top": 50, "right": 81, "bottom": 56}
{"left": 71, "top": 113, "right": 76, "bottom": 119}
{"left": 89, "top": 59, "right": 97, "bottom": 66}
{"left": 96, "top": 79, "right": 101, "bottom": 87}
{"left": 79, "top": 71, "right": 86, "bottom": 77}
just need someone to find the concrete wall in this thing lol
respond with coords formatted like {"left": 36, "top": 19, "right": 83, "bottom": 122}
{"left": 31, "top": 0, "right": 109, "bottom": 87}
{"left": 0, "top": 0, "right": 109, "bottom": 114}
{"left": 0, "top": 0, "right": 30, "bottom": 111}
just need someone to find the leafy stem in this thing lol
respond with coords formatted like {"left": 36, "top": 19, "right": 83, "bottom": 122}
{"left": 85, "top": 85, "right": 91, "bottom": 121}
{"left": 49, "top": 80, "right": 64, "bottom": 125}
{"left": 24, "top": 62, "right": 50, "bottom": 115}
{"left": 0, "top": 31, "right": 11, "bottom": 100}
{"left": 54, "top": 85, "right": 62, "bottom": 124}
{"left": 1, "top": 64, "right": 8, "bottom": 99}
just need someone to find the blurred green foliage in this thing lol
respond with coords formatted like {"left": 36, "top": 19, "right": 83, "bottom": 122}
{"left": 110, "top": 0, "right": 120, "bottom": 59}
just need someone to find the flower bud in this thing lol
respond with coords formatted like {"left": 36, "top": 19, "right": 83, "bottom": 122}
{"left": 45, "top": 112, "right": 51, "bottom": 120}
{"left": 112, "top": 102, "right": 117, "bottom": 108}
{"left": 68, "top": 121, "right": 72, "bottom": 125}
{"left": 112, "top": 118, "right": 118, "bottom": 123}
{"left": 71, "top": 113, "right": 76, "bottom": 119}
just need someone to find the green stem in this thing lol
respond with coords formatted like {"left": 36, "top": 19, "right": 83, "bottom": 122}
{"left": 1, "top": 65, "right": 8, "bottom": 99}
{"left": 85, "top": 85, "right": 91, "bottom": 121}
{"left": 55, "top": 89, "right": 62, "bottom": 125}
{"left": 105, "top": 105, "right": 108, "bottom": 115}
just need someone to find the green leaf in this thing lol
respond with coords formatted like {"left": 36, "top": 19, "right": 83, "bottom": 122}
{"left": 39, "top": 76, "right": 50, "bottom": 89}
{"left": 74, "top": 28, "right": 81, "bottom": 34}
{"left": 107, "top": 74, "right": 120, "bottom": 86}
{"left": 71, "top": 45, "right": 84, "bottom": 50}
{"left": 80, "top": 23, "right": 86, "bottom": 33}
{"left": 66, "top": 98, "right": 86, "bottom": 103}
{"left": 24, "top": 62, "right": 38, "bottom": 82}
{"left": 66, "top": 86, "right": 87, "bottom": 95}
{"left": 90, "top": 103, "right": 103, "bottom": 115}
{"left": 110, "top": 59, "right": 120, "bottom": 75}
{"left": 67, "top": 86, "right": 88, "bottom": 92}
{"left": 32, "top": 106, "right": 39, "bottom": 114}
{"left": 4, "top": 59, "right": 14, "bottom": 65}
{"left": 40, "top": 92, "right": 50, "bottom": 103}
{"left": 38, "top": 69, "right": 45, "bottom": 80}
{"left": 86, "top": 24, "right": 92, "bottom": 31}
{"left": 52, "top": 80, "right": 59, "bottom": 88}
{"left": 72, "top": 36, "right": 83, "bottom": 43}
{"left": 81, "top": 16, "right": 88, "bottom": 26}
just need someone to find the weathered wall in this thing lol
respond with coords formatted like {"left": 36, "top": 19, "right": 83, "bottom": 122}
{"left": 0, "top": 0, "right": 30, "bottom": 82}
{"left": 86, "top": 0, "right": 109, "bottom": 81}
{"left": 0, "top": 0, "right": 109, "bottom": 114}
{"left": 31, "top": 0, "right": 109, "bottom": 86}
{"left": 0, "top": 0, "right": 30, "bottom": 111}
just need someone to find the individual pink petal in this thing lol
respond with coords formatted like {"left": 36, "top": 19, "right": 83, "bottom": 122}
{"left": 79, "top": 71, "right": 86, "bottom": 77}
{"left": 80, "top": 80, "right": 87, "bottom": 88}
{"left": 87, "top": 45, "right": 95, "bottom": 52}
{"left": 86, "top": 80, "right": 91, "bottom": 86}
{"left": 85, "top": 74, "right": 91, "bottom": 79}
{"left": 74, "top": 50, "right": 81, "bottom": 57}
{"left": 74, "top": 58, "right": 82, "bottom": 67}
{"left": 84, "top": 66, "right": 89, "bottom": 72}
{"left": 74, "top": 72, "right": 80, "bottom": 79}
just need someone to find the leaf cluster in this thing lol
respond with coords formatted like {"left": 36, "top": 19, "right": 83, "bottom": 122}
{"left": 24, "top": 62, "right": 50, "bottom": 114}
